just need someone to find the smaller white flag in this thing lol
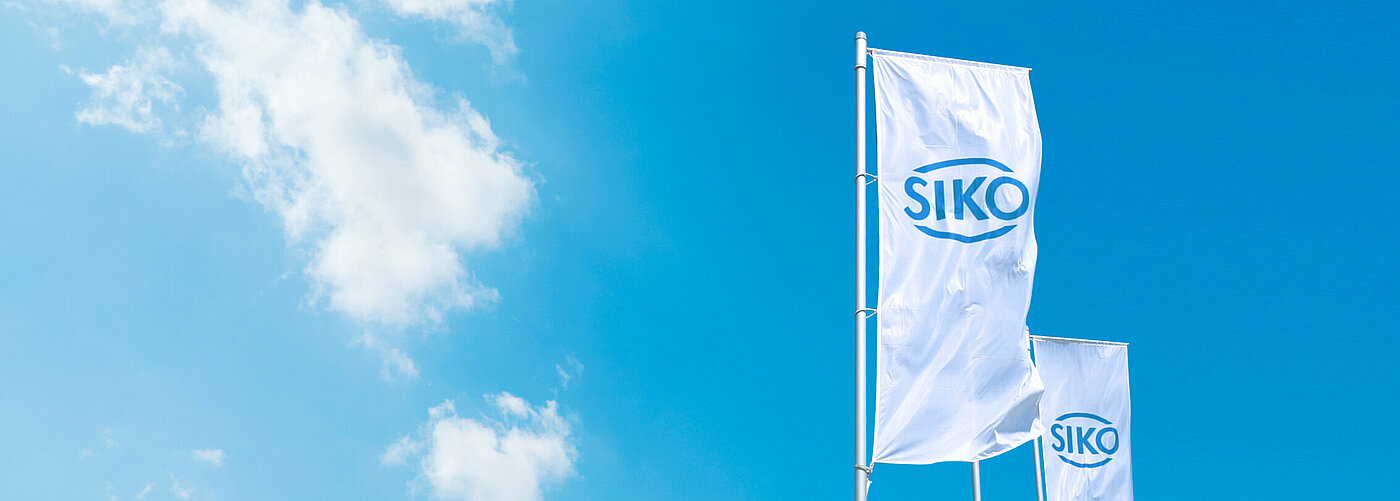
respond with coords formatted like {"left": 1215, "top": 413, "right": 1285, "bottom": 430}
{"left": 1033, "top": 336, "right": 1133, "bottom": 501}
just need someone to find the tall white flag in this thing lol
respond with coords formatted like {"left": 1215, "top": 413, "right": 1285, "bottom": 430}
{"left": 871, "top": 49, "right": 1044, "bottom": 464}
{"left": 1033, "top": 336, "right": 1134, "bottom": 501}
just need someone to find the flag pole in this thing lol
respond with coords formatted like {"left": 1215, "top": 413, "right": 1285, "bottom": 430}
{"left": 1034, "top": 438, "right": 1047, "bottom": 501}
{"left": 1030, "top": 334, "right": 1046, "bottom": 501}
{"left": 853, "top": 30, "right": 870, "bottom": 501}
{"left": 972, "top": 461, "right": 982, "bottom": 501}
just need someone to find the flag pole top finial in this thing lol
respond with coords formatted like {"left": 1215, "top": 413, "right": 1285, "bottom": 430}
{"left": 856, "top": 31, "right": 866, "bottom": 40}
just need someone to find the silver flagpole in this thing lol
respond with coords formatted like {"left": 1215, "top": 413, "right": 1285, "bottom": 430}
{"left": 972, "top": 461, "right": 982, "bottom": 501}
{"left": 1030, "top": 333, "right": 1046, "bottom": 501}
{"left": 1034, "top": 439, "right": 1047, "bottom": 501}
{"left": 854, "top": 30, "right": 870, "bottom": 501}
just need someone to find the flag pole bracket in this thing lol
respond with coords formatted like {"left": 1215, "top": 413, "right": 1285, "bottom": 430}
{"left": 855, "top": 308, "right": 877, "bottom": 319}
{"left": 855, "top": 173, "right": 878, "bottom": 185}
{"left": 854, "top": 464, "right": 872, "bottom": 476}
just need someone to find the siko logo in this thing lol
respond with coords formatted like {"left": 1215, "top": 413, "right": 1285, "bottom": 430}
{"left": 1049, "top": 412, "right": 1120, "bottom": 468}
{"left": 902, "top": 158, "right": 1030, "bottom": 243}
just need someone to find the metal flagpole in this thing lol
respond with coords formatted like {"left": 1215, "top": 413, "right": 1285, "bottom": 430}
{"left": 1034, "top": 438, "right": 1047, "bottom": 501}
{"left": 1030, "top": 335, "right": 1047, "bottom": 501}
{"left": 853, "top": 30, "right": 870, "bottom": 501}
{"left": 971, "top": 461, "right": 982, "bottom": 501}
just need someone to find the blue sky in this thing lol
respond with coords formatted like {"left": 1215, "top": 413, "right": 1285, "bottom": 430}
{"left": 1, "top": 0, "right": 1397, "bottom": 500}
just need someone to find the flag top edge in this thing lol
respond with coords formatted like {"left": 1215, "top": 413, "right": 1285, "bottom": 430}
{"left": 868, "top": 47, "right": 1031, "bottom": 73}
{"left": 1030, "top": 335, "right": 1128, "bottom": 347}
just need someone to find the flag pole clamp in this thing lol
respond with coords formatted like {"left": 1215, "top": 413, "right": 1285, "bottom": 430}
{"left": 855, "top": 173, "right": 877, "bottom": 185}
{"left": 855, "top": 308, "right": 877, "bottom": 319}
{"left": 855, "top": 464, "right": 873, "bottom": 476}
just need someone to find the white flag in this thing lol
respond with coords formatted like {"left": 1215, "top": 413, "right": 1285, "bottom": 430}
{"left": 1033, "top": 336, "right": 1134, "bottom": 501}
{"left": 871, "top": 49, "right": 1044, "bottom": 464}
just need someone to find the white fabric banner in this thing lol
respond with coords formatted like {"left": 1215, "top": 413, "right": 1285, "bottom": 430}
{"left": 871, "top": 48, "right": 1044, "bottom": 464}
{"left": 1033, "top": 337, "right": 1134, "bottom": 501}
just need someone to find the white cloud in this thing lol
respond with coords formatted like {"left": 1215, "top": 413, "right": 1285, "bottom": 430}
{"left": 169, "top": 474, "right": 193, "bottom": 499}
{"left": 102, "top": 427, "right": 117, "bottom": 448}
{"left": 382, "top": 0, "right": 517, "bottom": 64}
{"left": 78, "top": 428, "right": 119, "bottom": 459}
{"left": 157, "top": 0, "right": 534, "bottom": 327}
{"left": 356, "top": 331, "right": 422, "bottom": 380}
{"left": 50, "top": 0, "right": 537, "bottom": 378}
{"left": 69, "top": 46, "right": 181, "bottom": 134}
{"left": 40, "top": 24, "right": 62, "bottom": 51}
{"left": 136, "top": 483, "right": 154, "bottom": 499}
{"left": 191, "top": 448, "right": 225, "bottom": 466}
{"left": 385, "top": 348, "right": 421, "bottom": 378}
{"left": 381, "top": 436, "right": 424, "bottom": 466}
{"left": 386, "top": 394, "right": 577, "bottom": 501}
{"left": 555, "top": 354, "right": 583, "bottom": 389}
{"left": 490, "top": 392, "right": 530, "bottom": 418}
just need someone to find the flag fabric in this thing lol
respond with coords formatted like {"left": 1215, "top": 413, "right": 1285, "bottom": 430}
{"left": 870, "top": 48, "right": 1045, "bottom": 464}
{"left": 1033, "top": 336, "right": 1134, "bottom": 501}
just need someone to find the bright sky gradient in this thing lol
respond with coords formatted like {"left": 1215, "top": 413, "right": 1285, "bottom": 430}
{"left": 1, "top": 1, "right": 1397, "bottom": 499}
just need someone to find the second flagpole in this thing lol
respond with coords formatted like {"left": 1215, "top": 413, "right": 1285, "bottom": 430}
{"left": 854, "top": 30, "right": 870, "bottom": 501}
{"left": 972, "top": 461, "right": 982, "bottom": 501}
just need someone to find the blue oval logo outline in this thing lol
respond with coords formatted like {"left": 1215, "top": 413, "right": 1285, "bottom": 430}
{"left": 1052, "top": 412, "right": 1118, "bottom": 469}
{"left": 1056, "top": 412, "right": 1112, "bottom": 425}
{"left": 906, "top": 158, "right": 1025, "bottom": 243}
{"left": 913, "top": 157, "right": 1013, "bottom": 174}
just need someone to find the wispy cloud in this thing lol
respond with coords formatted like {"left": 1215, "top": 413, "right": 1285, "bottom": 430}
{"left": 381, "top": 435, "right": 424, "bottom": 466}
{"left": 191, "top": 448, "right": 225, "bottom": 467}
{"left": 66, "top": 46, "right": 181, "bottom": 134}
{"left": 381, "top": 0, "right": 517, "bottom": 64}
{"left": 169, "top": 473, "right": 193, "bottom": 499}
{"left": 556, "top": 354, "right": 583, "bottom": 390}
{"left": 384, "top": 394, "right": 577, "bottom": 501}
{"left": 79, "top": 427, "right": 119, "bottom": 458}
{"left": 356, "top": 331, "right": 422, "bottom": 380}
